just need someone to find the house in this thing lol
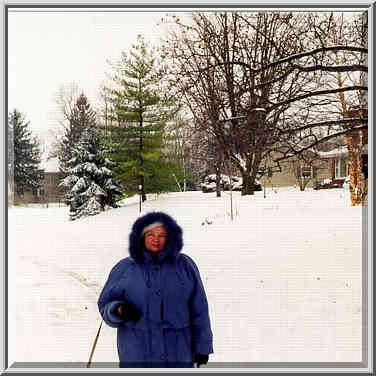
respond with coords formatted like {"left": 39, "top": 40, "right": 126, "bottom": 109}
{"left": 12, "top": 157, "right": 66, "bottom": 205}
{"left": 263, "top": 152, "right": 331, "bottom": 189}
{"left": 263, "top": 105, "right": 368, "bottom": 190}
{"left": 39, "top": 157, "right": 67, "bottom": 204}
{"left": 318, "top": 144, "right": 368, "bottom": 186}
{"left": 263, "top": 140, "right": 367, "bottom": 190}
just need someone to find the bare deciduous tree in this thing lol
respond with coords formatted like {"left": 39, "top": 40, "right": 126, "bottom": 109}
{"left": 161, "top": 11, "right": 367, "bottom": 200}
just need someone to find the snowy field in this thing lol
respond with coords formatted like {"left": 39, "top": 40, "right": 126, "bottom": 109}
{"left": 8, "top": 187, "right": 365, "bottom": 365}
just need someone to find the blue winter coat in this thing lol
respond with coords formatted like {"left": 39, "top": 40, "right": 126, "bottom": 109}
{"left": 97, "top": 211, "right": 213, "bottom": 367}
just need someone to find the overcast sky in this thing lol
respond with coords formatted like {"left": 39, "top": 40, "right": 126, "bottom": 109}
{"left": 8, "top": 10, "right": 169, "bottom": 154}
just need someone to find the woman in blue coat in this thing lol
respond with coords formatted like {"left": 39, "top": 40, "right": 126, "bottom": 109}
{"left": 97, "top": 211, "right": 213, "bottom": 367}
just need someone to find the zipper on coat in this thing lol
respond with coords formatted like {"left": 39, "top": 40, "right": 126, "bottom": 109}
{"left": 160, "top": 299, "right": 164, "bottom": 320}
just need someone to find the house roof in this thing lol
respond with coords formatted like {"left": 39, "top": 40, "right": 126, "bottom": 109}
{"left": 40, "top": 157, "right": 60, "bottom": 173}
{"left": 318, "top": 146, "right": 348, "bottom": 159}
{"left": 318, "top": 144, "right": 368, "bottom": 159}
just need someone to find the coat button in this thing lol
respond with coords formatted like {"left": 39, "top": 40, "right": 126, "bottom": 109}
{"left": 156, "top": 290, "right": 161, "bottom": 295}
{"left": 160, "top": 355, "right": 165, "bottom": 360}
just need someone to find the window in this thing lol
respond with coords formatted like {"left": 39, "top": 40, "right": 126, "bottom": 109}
{"left": 335, "top": 159, "right": 348, "bottom": 179}
{"left": 32, "top": 188, "right": 44, "bottom": 197}
{"left": 300, "top": 166, "right": 313, "bottom": 178}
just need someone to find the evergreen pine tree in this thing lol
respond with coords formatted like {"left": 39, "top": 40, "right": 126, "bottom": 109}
{"left": 60, "top": 125, "right": 123, "bottom": 220}
{"left": 58, "top": 93, "right": 97, "bottom": 174}
{"left": 104, "top": 35, "right": 175, "bottom": 201}
{"left": 8, "top": 109, "right": 42, "bottom": 195}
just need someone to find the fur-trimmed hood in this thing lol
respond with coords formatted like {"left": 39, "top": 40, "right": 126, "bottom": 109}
{"left": 129, "top": 211, "right": 183, "bottom": 263}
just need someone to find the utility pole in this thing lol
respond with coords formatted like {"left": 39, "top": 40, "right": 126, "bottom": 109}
{"left": 138, "top": 184, "right": 142, "bottom": 213}
{"left": 229, "top": 159, "right": 233, "bottom": 221}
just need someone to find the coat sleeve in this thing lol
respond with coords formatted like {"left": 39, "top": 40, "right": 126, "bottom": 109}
{"left": 182, "top": 254, "right": 214, "bottom": 355}
{"left": 97, "top": 259, "right": 130, "bottom": 328}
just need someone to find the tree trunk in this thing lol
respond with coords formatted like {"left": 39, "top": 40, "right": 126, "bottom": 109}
{"left": 335, "top": 46, "right": 367, "bottom": 206}
{"left": 346, "top": 130, "right": 365, "bottom": 206}
{"left": 241, "top": 172, "right": 255, "bottom": 196}
{"left": 344, "top": 112, "right": 367, "bottom": 206}
{"left": 215, "top": 166, "right": 221, "bottom": 197}
{"left": 183, "top": 154, "right": 187, "bottom": 192}
{"left": 298, "top": 177, "right": 305, "bottom": 191}
{"left": 141, "top": 175, "right": 147, "bottom": 202}
{"left": 240, "top": 152, "right": 262, "bottom": 196}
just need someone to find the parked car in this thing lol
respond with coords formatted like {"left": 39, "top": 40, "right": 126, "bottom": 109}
{"left": 231, "top": 177, "right": 262, "bottom": 192}
{"left": 201, "top": 180, "right": 217, "bottom": 193}
{"left": 222, "top": 175, "right": 239, "bottom": 190}
{"left": 313, "top": 178, "right": 343, "bottom": 190}
{"left": 231, "top": 179, "right": 243, "bottom": 191}
{"left": 200, "top": 174, "right": 226, "bottom": 193}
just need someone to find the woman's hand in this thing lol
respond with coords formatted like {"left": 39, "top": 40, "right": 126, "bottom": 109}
{"left": 115, "top": 302, "right": 141, "bottom": 322}
{"left": 193, "top": 353, "right": 209, "bottom": 367}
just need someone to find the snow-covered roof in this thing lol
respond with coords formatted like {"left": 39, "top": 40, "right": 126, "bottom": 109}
{"left": 318, "top": 144, "right": 368, "bottom": 159}
{"left": 318, "top": 146, "right": 348, "bottom": 159}
{"left": 40, "top": 157, "right": 60, "bottom": 173}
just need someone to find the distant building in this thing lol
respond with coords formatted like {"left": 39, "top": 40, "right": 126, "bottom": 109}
{"left": 318, "top": 144, "right": 368, "bottom": 186}
{"left": 264, "top": 141, "right": 367, "bottom": 190}
{"left": 39, "top": 157, "right": 67, "bottom": 203}
{"left": 264, "top": 151, "right": 331, "bottom": 189}
{"left": 12, "top": 157, "right": 66, "bottom": 205}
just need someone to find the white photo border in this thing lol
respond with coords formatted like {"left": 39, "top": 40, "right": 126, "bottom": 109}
{"left": 1, "top": 0, "right": 374, "bottom": 374}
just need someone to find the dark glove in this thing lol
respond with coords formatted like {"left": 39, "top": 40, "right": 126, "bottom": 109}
{"left": 115, "top": 302, "right": 141, "bottom": 322}
{"left": 193, "top": 353, "right": 209, "bottom": 367}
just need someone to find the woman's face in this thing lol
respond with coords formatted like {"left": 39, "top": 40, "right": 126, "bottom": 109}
{"left": 144, "top": 225, "right": 168, "bottom": 253}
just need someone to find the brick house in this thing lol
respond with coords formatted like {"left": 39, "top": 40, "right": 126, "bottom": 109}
{"left": 263, "top": 141, "right": 367, "bottom": 190}
{"left": 12, "top": 157, "right": 66, "bottom": 205}
{"left": 317, "top": 144, "right": 368, "bottom": 186}
{"left": 39, "top": 157, "right": 67, "bottom": 204}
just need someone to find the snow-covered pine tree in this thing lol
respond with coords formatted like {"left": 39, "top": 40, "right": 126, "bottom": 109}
{"left": 58, "top": 92, "right": 97, "bottom": 174}
{"left": 60, "top": 125, "right": 123, "bottom": 220}
{"left": 8, "top": 109, "right": 42, "bottom": 196}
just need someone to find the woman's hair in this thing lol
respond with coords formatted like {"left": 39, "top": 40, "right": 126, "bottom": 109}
{"left": 141, "top": 221, "right": 165, "bottom": 236}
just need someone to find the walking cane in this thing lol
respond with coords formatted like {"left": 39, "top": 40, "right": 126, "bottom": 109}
{"left": 87, "top": 318, "right": 104, "bottom": 368}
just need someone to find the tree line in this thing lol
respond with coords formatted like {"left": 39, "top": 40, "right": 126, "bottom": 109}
{"left": 9, "top": 35, "right": 193, "bottom": 219}
{"left": 8, "top": 11, "right": 368, "bottom": 218}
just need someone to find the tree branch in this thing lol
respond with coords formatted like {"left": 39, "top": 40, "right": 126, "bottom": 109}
{"left": 279, "top": 117, "right": 368, "bottom": 134}
{"left": 200, "top": 45, "right": 367, "bottom": 75}
{"left": 292, "top": 63, "right": 367, "bottom": 73}
{"left": 274, "top": 125, "right": 368, "bottom": 162}
{"left": 269, "top": 85, "right": 367, "bottom": 111}
{"left": 261, "top": 45, "right": 367, "bottom": 72}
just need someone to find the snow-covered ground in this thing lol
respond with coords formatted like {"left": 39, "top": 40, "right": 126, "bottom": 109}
{"left": 8, "top": 187, "right": 364, "bottom": 365}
